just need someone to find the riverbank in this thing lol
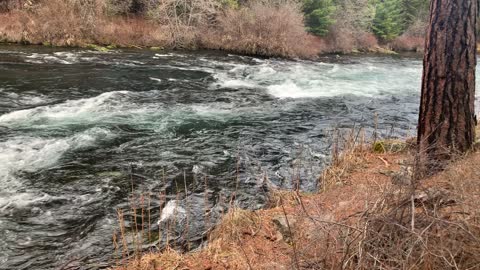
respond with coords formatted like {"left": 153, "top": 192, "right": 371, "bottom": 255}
{"left": 113, "top": 136, "right": 480, "bottom": 269}
{"left": 0, "top": 3, "right": 319, "bottom": 59}
{"left": 0, "top": 0, "right": 424, "bottom": 59}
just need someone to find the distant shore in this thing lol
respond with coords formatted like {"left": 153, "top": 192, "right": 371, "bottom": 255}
{"left": 0, "top": 4, "right": 424, "bottom": 60}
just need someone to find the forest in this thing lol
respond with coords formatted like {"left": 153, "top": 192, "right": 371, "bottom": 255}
{"left": 0, "top": 0, "right": 430, "bottom": 58}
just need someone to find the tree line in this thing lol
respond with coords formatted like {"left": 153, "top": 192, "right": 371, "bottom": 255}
{"left": 303, "top": 0, "right": 429, "bottom": 41}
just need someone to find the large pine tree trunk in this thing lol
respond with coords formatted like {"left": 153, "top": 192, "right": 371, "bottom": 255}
{"left": 417, "top": 0, "right": 477, "bottom": 171}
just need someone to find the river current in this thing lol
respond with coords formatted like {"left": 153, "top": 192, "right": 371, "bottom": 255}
{"left": 0, "top": 45, "right": 448, "bottom": 269}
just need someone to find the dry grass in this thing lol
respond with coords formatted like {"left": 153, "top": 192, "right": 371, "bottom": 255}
{"left": 0, "top": 0, "right": 173, "bottom": 47}
{"left": 0, "top": 0, "right": 323, "bottom": 58}
{"left": 116, "top": 247, "right": 185, "bottom": 270}
{"left": 341, "top": 154, "right": 480, "bottom": 269}
{"left": 0, "top": 0, "right": 423, "bottom": 56}
{"left": 112, "top": 131, "right": 480, "bottom": 270}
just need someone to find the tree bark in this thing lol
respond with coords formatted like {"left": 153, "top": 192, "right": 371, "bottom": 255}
{"left": 417, "top": 0, "right": 477, "bottom": 172}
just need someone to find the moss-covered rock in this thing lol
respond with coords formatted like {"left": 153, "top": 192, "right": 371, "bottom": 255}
{"left": 372, "top": 140, "right": 407, "bottom": 153}
{"left": 85, "top": 44, "right": 110, "bottom": 52}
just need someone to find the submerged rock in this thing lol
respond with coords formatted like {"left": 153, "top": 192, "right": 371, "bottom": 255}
{"left": 158, "top": 200, "right": 186, "bottom": 224}
{"left": 152, "top": 193, "right": 228, "bottom": 250}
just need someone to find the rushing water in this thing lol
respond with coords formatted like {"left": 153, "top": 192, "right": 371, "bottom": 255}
{"left": 0, "top": 45, "right": 443, "bottom": 269}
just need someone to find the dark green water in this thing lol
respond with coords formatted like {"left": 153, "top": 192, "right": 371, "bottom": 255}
{"left": 0, "top": 45, "right": 437, "bottom": 269}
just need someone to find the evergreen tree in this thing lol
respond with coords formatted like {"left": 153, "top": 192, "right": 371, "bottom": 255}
{"left": 417, "top": 0, "right": 477, "bottom": 172}
{"left": 372, "top": 0, "right": 404, "bottom": 41}
{"left": 400, "top": 0, "right": 429, "bottom": 28}
{"left": 303, "top": 0, "right": 337, "bottom": 36}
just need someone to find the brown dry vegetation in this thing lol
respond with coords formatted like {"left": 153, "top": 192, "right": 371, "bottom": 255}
{"left": 391, "top": 20, "right": 427, "bottom": 52}
{"left": 0, "top": 0, "right": 322, "bottom": 58}
{"left": 0, "top": 0, "right": 426, "bottom": 58}
{"left": 200, "top": 1, "right": 321, "bottom": 58}
{"left": 113, "top": 130, "right": 480, "bottom": 269}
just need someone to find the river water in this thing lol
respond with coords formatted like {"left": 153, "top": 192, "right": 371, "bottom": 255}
{"left": 0, "top": 45, "right": 449, "bottom": 269}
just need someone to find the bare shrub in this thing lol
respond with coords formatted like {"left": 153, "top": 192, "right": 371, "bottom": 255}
{"left": 200, "top": 1, "right": 321, "bottom": 58}
{"left": 105, "top": 0, "right": 133, "bottom": 15}
{"left": 147, "top": 0, "right": 219, "bottom": 26}
{"left": 0, "top": 0, "right": 324, "bottom": 57}
{"left": 391, "top": 19, "right": 427, "bottom": 52}
{"left": 0, "top": 0, "right": 28, "bottom": 12}
{"left": 326, "top": 24, "right": 379, "bottom": 54}
{"left": 391, "top": 35, "right": 424, "bottom": 52}
{"left": 322, "top": 0, "right": 377, "bottom": 53}
{"left": 143, "top": 0, "right": 222, "bottom": 49}
{"left": 0, "top": 11, "right": 27, "bottom": 42}
{"left": 325, "top": 25, "right": 356, "bottom": 53}
{"left": 105, "top": 0, "right": 157, "bottom": 16}
{"left": 355, "top": 32, "right": 378, "bottom": 51}
{"left": 95, "top": 17, "right": 173, "bottom": 47}
{"left": 17, "top": 0, "right": 106, "bottom": 45}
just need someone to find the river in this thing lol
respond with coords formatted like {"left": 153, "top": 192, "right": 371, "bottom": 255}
{"left": 0, "top": 45, "right": 444, "bottom": 269}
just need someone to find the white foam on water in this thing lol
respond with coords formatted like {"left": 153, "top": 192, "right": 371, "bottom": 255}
{"left": 105, "top": 60, "right": 145, "bottom": 67}
{"left": 0, "top": 127, "right": 114, "bottom": 214}
{"left": 0, "top": 127, "right": 114, "bottom": 183}
{"left": 158, "top": 200, "right": 186, "bottom": 223}
{"left": 190, "top": 104, "right": 235, "bottom": 117}
{"left": 154, "top": 53, "right": 187, "bottom": 59}
{"left": 154, "top": 53, "right": 172, "bottom": 58}
{"left": 212, "top": 58, "right": 423, "bottom": 99}
{"left": 0, "top": 193, "right": 55, "bottom": 212}
{"left": 267, "top": 80, "right": 309, "bottom": 98}
{"left": 150, "top": 77, "right": 162, "bottom": 83}
{"left": 3, "top": 92, "right": 53, "bottom": 106}
{"left": 25, "top": 53, "right": 75, "bottom": 65}
{"left": 53, "top": 52, "right": 79, "bottom": 62}
{"left": 217, "top": 78, "right": 257, "bottom": 88}
{"left": 0, "top": 91, "right": 129, "bottom": 125}
{"left": 0, "top": 137, "right": 70, "bottom": 182}
{"left": 22, "top": 51, "right": 108, "bottom": 65}
{"left": 162, "top": 64, "right": 215, "bottom": 73}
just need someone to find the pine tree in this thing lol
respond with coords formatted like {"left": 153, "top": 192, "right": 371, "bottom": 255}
{"left": 400, "top": 0, "right": 429, "bottom": 28}
{"left": 417, "top": 0, "right": 477, "bottom": 172}
{"left": 303, "top": 0, "right": 337, "bottom": 36}
{"left": 372, "top": 0, "right": 404, "bottom": 41}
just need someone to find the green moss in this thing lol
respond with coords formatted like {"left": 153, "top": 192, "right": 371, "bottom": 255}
{"left": 86, "top": 44, "right": 110, "bottom": 52}
{"left": 372, "top": 140, "right": 407, "bottom": 153}
{"left": 150, "top": 46, "right": 163, "bottom": 51}
{"left": 220, "top": 0, "right": 239, "bottom": 8}
{"left": 106, "top": 44, "right": 117, "bottom": 49}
